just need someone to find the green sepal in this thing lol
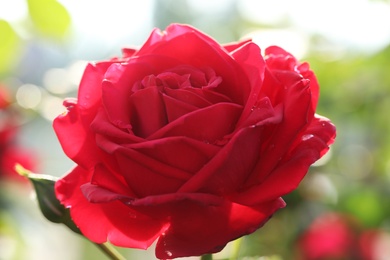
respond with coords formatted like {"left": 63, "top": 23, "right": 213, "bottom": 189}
{"left": 16, "top": 164, "right": 81, "bottom": 235}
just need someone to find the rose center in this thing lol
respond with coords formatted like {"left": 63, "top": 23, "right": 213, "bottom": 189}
{"left": 128, "top": 65, "right": 224, "bottom": 138}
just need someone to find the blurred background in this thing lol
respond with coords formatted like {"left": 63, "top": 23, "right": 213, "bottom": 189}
{"left": 1, "top": 0, "right": 390, "bottom": 259}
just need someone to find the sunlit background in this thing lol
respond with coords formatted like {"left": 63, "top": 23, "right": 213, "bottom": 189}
{"left": 1, "top": 0, "right": 390, "bottom": 259}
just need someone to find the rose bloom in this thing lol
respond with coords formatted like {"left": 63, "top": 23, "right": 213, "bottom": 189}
{"left": 54, "top": 24, "right": 335, "bottom": 259}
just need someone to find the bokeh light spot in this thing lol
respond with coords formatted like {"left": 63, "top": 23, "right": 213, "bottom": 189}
{"left": 16, "top": 84, "right": 42, "bottom": 109}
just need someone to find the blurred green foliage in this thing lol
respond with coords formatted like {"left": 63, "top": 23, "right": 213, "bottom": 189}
{"left": 26, "top": 0, "right": 71, "bottom": 38}
{"left": 0, "top": 0, "right": 70, "bottom": 76}
{"left": 0, "top": 20, "right": 20, "bottom": 74}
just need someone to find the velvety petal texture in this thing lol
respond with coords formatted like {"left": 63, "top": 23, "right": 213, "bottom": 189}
{"left": 54, "top": 23, "right": 336, "bottom": 259}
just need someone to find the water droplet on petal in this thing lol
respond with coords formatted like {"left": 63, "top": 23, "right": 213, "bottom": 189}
{"left": 302, "top": 134, "right": 314, "bottom": 141}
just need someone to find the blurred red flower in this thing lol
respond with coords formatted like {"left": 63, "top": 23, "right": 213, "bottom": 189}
{"left": 0, "top": 84, "right": 38, "bottom": 182}
{"left": 297, "top": 212, "right": 389, "bottom": 260}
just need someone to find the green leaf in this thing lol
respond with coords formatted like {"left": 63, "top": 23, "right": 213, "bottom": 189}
{"left": 27, "top": 0, "right": 71, "bottom": 38}
{"left": 0, "top": 19, "right": 20, "bottom": 74}
{"left": 16, "top": 164, "right": 81, "bottom": 235}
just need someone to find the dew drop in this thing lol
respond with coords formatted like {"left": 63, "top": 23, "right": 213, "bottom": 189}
{"left": 302, "top": 134, "right": 314, "bottom": 141}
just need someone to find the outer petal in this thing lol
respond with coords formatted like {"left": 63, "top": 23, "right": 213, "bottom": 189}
{"left": 247, "top": 75, "right": 313, "bottom": 185}
{"left": 177, "top": 101, "right": 281, "bottom": 195}
{"left": 77, "top": 62, "right": 115, "bottom": 112}
{"left": 223, "top": 38, "right": 252, "bottom": 53}
{"left": 154, "top": 197, "right": 286, "bottom": 259}
{"left": 77, "top": 184, "right": 285, "bottom": 259}
{"left": 53, "top": 100, "right": 98, "bottom": 169}
{"left": 137, "top": 24, "right": 225, "bottom": 57}
{"left": 53, "top": 62, "right": 114, "bottom": 169}
{"left": 121, "top": 47, "right": 138, "bottom": 58}
{"left": 230, "top": 42, "right": 266, "bottom": 128}
{"left": 91, "top": 108, "right": 144, "bottom": 144}
{"left": 232, "top": 116, "right": 336, "bottom": 205}
{"left": 298, "top": 62, "right": 319, "bottom": 110}
{"left": 195, "top": 101, "right": 282, "bottom": 195}
{"left": 55, "top": 166, "right": 169, "bottom": 249}
{"left": 264, "top": 46, "right": 297, "bottom": 71}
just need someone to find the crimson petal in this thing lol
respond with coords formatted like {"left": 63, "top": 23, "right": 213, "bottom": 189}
{"left": 247, "top": 76, "right": 313, "bottom": 185}
{"left": 136, "top": 24, "right": 251, "bottom": 104}
{"left": 127, "top": 136, "right": 220, "bottom": 173}
{"left": 155, "top": 197, "right": 286, "bottom": 259}
{"left": 55, "top": 166, "right": 169, "bottom": 249}
{"left": 149, "top": 102, "right": 242, "bottom": 143}
{"left": 232, "top": 116, "right": 336, "bottom": 205}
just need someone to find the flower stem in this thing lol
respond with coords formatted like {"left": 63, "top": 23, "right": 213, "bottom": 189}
{"left": 95, "top": 242, "right": 126, "bottom": 260}
{"left": 201, "top": 254, "right": 213, "bottom": 260}
{"left": 231, "top": 238, "right": 243, "bottom": 259}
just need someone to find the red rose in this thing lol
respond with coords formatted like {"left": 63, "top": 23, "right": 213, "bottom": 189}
{"left": 54, "top": 24, "right": 335, "bottom": 259}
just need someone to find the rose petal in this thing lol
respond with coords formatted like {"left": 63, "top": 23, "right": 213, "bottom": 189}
{"left": 81, "top": 183, "right": 130, "bottom": 203}
{"left": 231, "top": 116, "right": 336, "bottom": 205}
{"left": 121, "top": 47, "right": 138, "bottom": 58}
{"left": 236, "top": 97, "right": 282, "bottom": 130}
{"left": 54, "top": 62, "right": 115, "bottom": 169}
{"left": 53, "top": 100, "right": 98, "bottom": 169}
{"left": 196, "top": 127, "right": 263, "bottom": 194}
{"left": 136, "top": 24, "right": 251, "bottom": 104}
{"left": 223, "top": 38, "right": 252, "bottom": 53}
{"left": 174, "top": 96, "right": 281, "bottom": 194}
{"left": 91, "top": 108, "right": 144, "bottom": 145}
{"left": 176, "top": 116, "right": 277, "bottom": 195}
{"left": 90, "top": 163, "right": 136, "bottom": 198}
{"left": 101, "top": 56, "right": 182, "bottom": 131}
{"left": 162, "top": 93, "right": 199, "bottom": 122}
{"left": 298, "top": 62, "right": 319, "bottom": 110}
{"left": 163, "top": 87, "right": 212, "bottom": 108}
{"left": 154, "top": 197, "right": 285, "bottom": 259}
{"left": 78, "top": 62, "right": 114, "bottom": 112}
{"left": 127, "top": 136, "right": 220, "bottom": 173}
{"left": 149, "top": 102, "right": 243, "bottom": 143}
{"left": 231, "top": 42, "right": 266, "bottom": 127}
{"left": 137, "top": 24, "right": 224, "bottom": 58}
{"left": 55, "top": 166, "right": 169, "bottom": 248}
{"left": 186, "top": 87, "right": 233, "bottom": 103}
{"left": 259, "top": 68, "right": 286, "bottom": 106}
{"left": 114, "top": 148, "right": 191, "bottom": 197}
{"left": 129, "top": 86, "right": 167, "bottom": 138}
{"left": 247, "top": 75, "right": 313, "bottom": 185}
{"left": 265, "top": 46, "right": 298, "bottom": 71}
